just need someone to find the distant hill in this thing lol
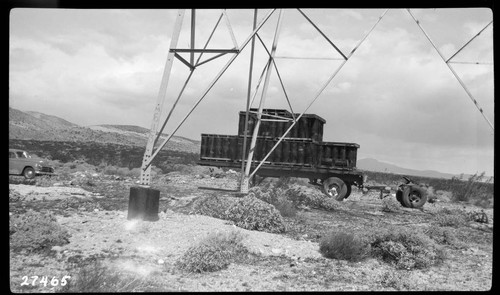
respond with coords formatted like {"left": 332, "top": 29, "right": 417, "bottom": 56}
{"left": 26, "top": 111, "right": 79, "bottom": 128}
{"left": 358, "top": 158, "right": 456, "bottom": 179}
{"left": 357, "top": 158, "right": 492, "bottom": 181}
{"left": 87, "top": 124, "right": 200, "bottom": 152}
{"left": 9, "top": 107, "right": 200, "bottom": 153}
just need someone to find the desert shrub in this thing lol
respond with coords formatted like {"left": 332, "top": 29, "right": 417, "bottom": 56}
{"left": 8, "top": 176, "right": 36, "bottom": 185}
{"left": 57, "top": 198, "right": 104, "bottom": 212}
{"left": 251, "top": 179, "right": 341, "bottom": 213}
{"left": 35, "top": 175, "right": 58, "bottom": 187}
{"left": 450, "top": 172, "right": 493, "bottom": 203}
{"left": 433, "top": 208, "right": 469, "bottom": 228}
{"left": 273, "top": 198, "right": 297, "bottom": 217}
{"left": 10, "top": 210, "right": 71, "bottom": 253}
{"left": 286, "top": 184, "right": 343, "bottom": 211}
{"left": 319, "top": 231, "right": 369, "bottom": 262}
{"left": 102, "top": 165, "right": 152, "bottom": 178}
{"left": 9, "top": 189, "right": 24, "bottom": 202}
{"left": 226, "top": 195, "right": 286, "bottom": 233}
{"left": 176, "top": 231, "right": 248, "bottom": 273}
{"left": 285, "top": 186, "right": 321, "bottom": 207}
{"left": 319, "top": 198, "right": 341, "bottom": 211}
{"left": 193, "top": 195, "right": 240, "bottom": 219}
{"left": 370, "top": 226, "right": 446, "bottom": 270}
{"left": 57, "top": 260, "right": 146, "bottom": 292}
{"left": 381, "top": 196, "right": 402, "bottom": 212}
{"left": 473, "top": 197, "right": 493, "bottom": 209}
{"left": 249, "top": 183, "right": 297, "bottom": 217}
{"left": 102, "top": 165, "right": 119, "bottom": 176}
{"left": 424, "top": 226, "right": 463, "bottom": 248}
{"left": 193, "top": 195, "right": 286, "bottom": 233}
{"left": 380, "top": 271, "right": 411, "bottom": 290}
{"left": 274, "top": 176, "right": 293, "bottom": 189}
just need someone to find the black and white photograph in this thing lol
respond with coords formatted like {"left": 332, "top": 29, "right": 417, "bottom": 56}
{"left": 9, "top": 5, "right": 494, "bottom": 292}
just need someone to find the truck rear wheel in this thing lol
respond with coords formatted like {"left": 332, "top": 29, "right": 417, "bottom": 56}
{"left": 323, "top": 177, "right": 349, "bottom": 201}
{"left": 401, "top": 185, "right": 427, "bottom": 208}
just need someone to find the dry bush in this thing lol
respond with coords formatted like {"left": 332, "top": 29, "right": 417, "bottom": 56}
{"left": 35, "top": 175, "right": 58, "bottom": 187}
{"left": 176, "top": 231, "right": 248, "bottom": 273}
{"left": 273, "top": 198, "right": 297, "bottom": 217}
{"left": 432, "top": 208, "right": 469, "bottom": 228}
{"left": 380, "top": 271, "right": 411, "bottom": 290}
{"left": 381, "top": 197, "right": 402, "bottom": 213}
{"left": 424, "top": 226, "right": 464, "bottom": 249}
{"left": 450, "top": 172, "right": 492, "bottom": 203}
{"left": 10, "top": 210, "right": 71, "bottom": 253}
{"left": 319, "top": 231, "right": 369, "bottom": 262}
{"left": 369, "top": 226, "right": 446, "bottom": 270}
{"left": 251, "top": 178, "right": 341, "bottom": 213}
{"left": 57, "top": 260, "right": 147, "bottom": 292}
{"left": 286, "top": 185, "right": 342, "bottom": 211}
{"left": 192, "top": 195, "right": 239, "bottom": 219}
{"left": 9, "top": 189, "right": 24, "bottom": 202}
{"left": 249, "top": 182, "right": 297, "bottom": 217}
{"left": 193, "top": 195, "right": 286, "bottom": 233}
{"left": 226, "top": 195, "right": 286, "bottom": 233}
{"left": 8, "top": 175, "right": 37, "bottom": 185}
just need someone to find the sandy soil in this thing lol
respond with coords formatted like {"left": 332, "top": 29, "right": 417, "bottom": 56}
{"left": 9, "top": 175, "right": 494, "bottom": 292}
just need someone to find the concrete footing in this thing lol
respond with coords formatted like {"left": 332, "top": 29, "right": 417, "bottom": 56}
{"left": 127, "top": 186, "right": 160, "bottom": 221}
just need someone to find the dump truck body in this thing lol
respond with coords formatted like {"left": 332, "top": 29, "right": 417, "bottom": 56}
{"left": 198, "top": 109, "right": 364, "bottom": 188}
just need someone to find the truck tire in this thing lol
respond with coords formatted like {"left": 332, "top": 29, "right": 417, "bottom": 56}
{"left": 23, "top": 167, "right": 35, "bottom": 179}
{"left": 345, "top": 184, "right": 352, "bottom": 199}
{"left": 401, "top": 185, "right": 427, "bottom": 208}
{"left": 323, "top": 177, "right": 348, "bottom": 201}
{"left": 396, "top": 190, "right": 406, "bottom": 207}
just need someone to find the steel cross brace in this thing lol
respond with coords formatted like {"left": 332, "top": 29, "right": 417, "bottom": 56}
{"left": 139, "top": 9, "right": 276, "bottom": 185}
{"left": 407, "top": 9, "right": 494, "bottom": 132}
{"left": 244, "top": 9, "right": 388, "bottom": 182}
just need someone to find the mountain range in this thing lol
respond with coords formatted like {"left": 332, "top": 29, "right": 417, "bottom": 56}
{"left": 9, "top": 107, "right": 200, "bottom": 153}
{"left": 356, "top": 158, "right": 457, "bottom": 179}
{"left": 9, "top": 107, "right": 486, "bottom": 180}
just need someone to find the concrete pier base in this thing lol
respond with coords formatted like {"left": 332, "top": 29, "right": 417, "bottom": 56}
{"left": 127, "top": 186, "right": 160, "bottom": 221}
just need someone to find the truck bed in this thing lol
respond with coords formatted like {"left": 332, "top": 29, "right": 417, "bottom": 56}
{"left": 199, "top": 133, "right": 364, "bottom": 185}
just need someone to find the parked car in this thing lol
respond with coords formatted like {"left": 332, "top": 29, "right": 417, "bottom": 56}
{"left": 9, "top": 148, "right": 55, "bottom": 179}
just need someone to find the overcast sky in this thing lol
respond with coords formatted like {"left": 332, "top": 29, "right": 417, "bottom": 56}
{"left": 9, "top": 8, "right": 494, "bottom": 176}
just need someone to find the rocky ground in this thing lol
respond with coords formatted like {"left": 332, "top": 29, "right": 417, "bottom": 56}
{"left": 9, "top": 166, "right": 494, "bottom": 292}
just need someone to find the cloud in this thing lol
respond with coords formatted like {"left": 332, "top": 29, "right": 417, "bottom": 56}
{"left": 9, "top": 8, "right": 493, "bottom": 175}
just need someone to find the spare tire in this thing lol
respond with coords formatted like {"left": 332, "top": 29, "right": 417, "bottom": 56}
{"left": 322, "top": 177, "right": 349, "bottom": 201}
{"left": 401, "top": 185, "right": 427, "bottom": 208}
{"left": 395, "top": 190, "right": 406, "bottom": 207}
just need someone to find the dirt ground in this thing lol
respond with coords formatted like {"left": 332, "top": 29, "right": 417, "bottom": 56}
{"left": 9, "top": 169, "right": 494, "bottom": 292}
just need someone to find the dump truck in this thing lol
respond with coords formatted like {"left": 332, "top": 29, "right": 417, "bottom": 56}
{"left": 198, "top": 109, "right": 427, "bottom": 208}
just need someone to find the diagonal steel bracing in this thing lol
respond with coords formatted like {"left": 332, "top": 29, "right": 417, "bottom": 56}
{"left": 140, "top": 8, "right": 491, "bottom": 192}
{"left": 140, "top": 9, "right": 276, "bottom": 181}
{"left": 407, "top": 9, "right": 494, "bottom": 132}
{"left": 140, "top": 8, "right": 388, "bottom": 189}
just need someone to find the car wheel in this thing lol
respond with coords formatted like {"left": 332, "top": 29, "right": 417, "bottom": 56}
{"left": 23, "top": 167, "right": 35, "bottom": 179}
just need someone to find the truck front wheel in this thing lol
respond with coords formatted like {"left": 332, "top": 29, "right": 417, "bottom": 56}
{"left": 323, "top": 177, "right": 349, "bottom": 201}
